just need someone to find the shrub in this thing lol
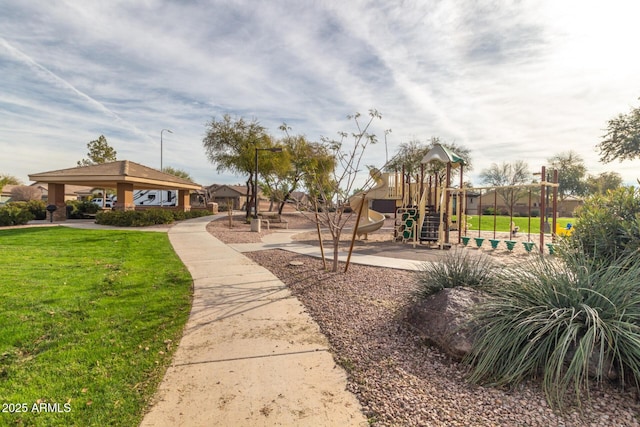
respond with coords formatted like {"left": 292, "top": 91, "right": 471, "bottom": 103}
{"left": 0, "top": 205, "right": 34, "bottom": 226}
{"left": 95, "top": 209, "right": 211, "bottom": 227}
{"left": 530, "top": 209, "right": 540, "bottom": 217}
{"left": 482, "top": 207, "right": 496, "bottom": 216}
{"left": 66, "top": 200, "right": 99, "bottom": 219}
{"left": 6, "top": 200, "right": 46, "bottom": 220}
{"left": 144, "top": 208, "right": 175, "bottom": 224}
{"left": 466, "top": 251, "right": 640, "bottom": 408}
{"left": 414, "top": 249, "right": 497, "bottom": 298}
{"left": 568, "top": 186, "right": 640, "bottom": 266}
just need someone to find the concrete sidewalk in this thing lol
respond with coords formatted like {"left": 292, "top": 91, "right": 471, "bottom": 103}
{"left": 140, "top": 216, "right": 367, "bottom": 427}
{"left": 229, "top": 229, "right": 427, "bottom": 271}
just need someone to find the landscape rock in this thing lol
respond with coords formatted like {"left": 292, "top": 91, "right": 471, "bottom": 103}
{"left": 404, "top": 287, "right": 484, "bottom": 360}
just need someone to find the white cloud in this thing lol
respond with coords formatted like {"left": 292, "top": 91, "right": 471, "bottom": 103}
{"left": 1, "top": 0, "right": 639, "bottom": 188}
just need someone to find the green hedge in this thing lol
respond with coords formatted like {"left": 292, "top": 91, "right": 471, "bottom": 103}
{"left": 95, "top": 209, "right": 211, "bottom": 226}
{"left": 0, "top": 205, "right": 35, "bottom": 226}
{"left": 0, "top": 200, "right": 48, "bottom": 225}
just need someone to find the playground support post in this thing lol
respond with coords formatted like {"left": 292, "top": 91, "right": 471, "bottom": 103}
{"left": 458, "top": 163, "right": 464, "bottom": 244}
{"left": 444, "top": 162, "right": 451, "bottom": 243}
{"left": 527, "top": 189, "right": 532, "bottom": 242}
{"left": 493, "top": 190, "right": 498, "bottom": 239}
{"left": 552, "top": 169, "right": 559, "bottom": 242}
{"left": 477, "top": 191, "right": 483, "bottom": 238}
{"left": 539, "top": 166, "right": 546, "bottom": 253}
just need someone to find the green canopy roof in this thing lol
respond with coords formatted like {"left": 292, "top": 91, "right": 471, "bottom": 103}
{"left": 420, "top": 144, "right": 466, "bottom": 167}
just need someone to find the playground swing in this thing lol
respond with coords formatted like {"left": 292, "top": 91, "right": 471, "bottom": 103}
{"left": 473, "top": 191, "right": 485, "bottom": 248}
{"left": 457, "top": 168, "right": 559, "bottom": 254}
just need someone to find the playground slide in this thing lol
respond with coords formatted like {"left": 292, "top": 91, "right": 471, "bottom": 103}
{"left": 355, "top": 207, "right": 386, "bottom": 237}
{"left": 349, "top": 168, "right": 387, "bottom": 238}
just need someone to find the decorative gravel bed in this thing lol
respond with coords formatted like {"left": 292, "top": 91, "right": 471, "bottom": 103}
{"left": 208, "top": 214, "right": 640, "bottom": 426}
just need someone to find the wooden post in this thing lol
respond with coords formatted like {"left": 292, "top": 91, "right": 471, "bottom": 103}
{"left": 539, "top": 166, "right": 546, "bottom": 253}
{"left": 345, "top": 193, "right": 366, "bottom": 273}
{"left": 552, "top": 169, "right": 559, "bottom": 241}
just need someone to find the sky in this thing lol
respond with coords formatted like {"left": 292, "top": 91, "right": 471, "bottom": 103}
{"left": 1, "top": 0, "right": 640, "bottom": 189}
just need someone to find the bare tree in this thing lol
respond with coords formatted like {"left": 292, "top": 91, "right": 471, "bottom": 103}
{"left": 310, "top": 109, "right": 382, "bottom": 273}
{"left": 480, "top": 161, "right": 531, "bottom": 216}
{"left": 547, "top": 151, "right": 586, "bottom": 201}
{"left": 10, "top": 185, "right": 42, "bottom": 201}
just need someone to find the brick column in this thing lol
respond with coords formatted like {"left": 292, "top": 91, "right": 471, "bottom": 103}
{"left": 178, "top": 190, "right": 191, "bottom": 212}
{"left": 115, "top": 183, "right": 135, "bottom": 211}
{"left": 47, "top": 183, "right": 67, "bottom": 222}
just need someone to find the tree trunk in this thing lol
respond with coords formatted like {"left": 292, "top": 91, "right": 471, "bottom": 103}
{"left": 245, "top": 179, "right": 252, "bottom": 218}
{"left": 332, "top": 236, "right": 340, "bottom": 273}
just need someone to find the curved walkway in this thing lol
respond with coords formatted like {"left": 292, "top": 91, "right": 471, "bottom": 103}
{"left": 139, "top": 216, "right": 368, "bottom": 427}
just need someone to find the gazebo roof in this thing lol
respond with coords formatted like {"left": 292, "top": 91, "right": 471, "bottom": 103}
{"left": 28, "top": 160, "right": 202, "bottom": 191}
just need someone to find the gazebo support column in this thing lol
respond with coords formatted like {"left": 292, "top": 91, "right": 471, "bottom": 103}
{"left": 48, "top": 183, "right": 67, "bottom": 222}
{"left": 178, "top": 190, "right": 191, "bottom": 212}
{"left": 115, "top": 183, "right": 135, "bottom": 211}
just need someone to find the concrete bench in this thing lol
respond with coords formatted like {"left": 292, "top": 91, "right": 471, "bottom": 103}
{"left": 258, "top": 214, "right": 288, "bottom": 229}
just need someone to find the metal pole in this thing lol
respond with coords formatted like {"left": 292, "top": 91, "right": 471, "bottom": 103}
{"left": 160, "top": 129, "right": 172, "bottom": 171}
{"left": 160, "top": 129, "right": 172, "bottom": 209}
{"left": 254, "top": 147, "right": 259, "bottom": 218}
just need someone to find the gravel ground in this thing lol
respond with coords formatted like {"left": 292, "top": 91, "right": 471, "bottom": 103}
{"left": 207, "top": 213, "right": 640, "bottom": 426}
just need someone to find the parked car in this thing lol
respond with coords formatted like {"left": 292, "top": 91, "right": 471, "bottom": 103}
{"left": 91, "top": 198, "right": 114, "bottom": 208}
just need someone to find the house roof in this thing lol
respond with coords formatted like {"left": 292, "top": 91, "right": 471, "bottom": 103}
{"left": 28, "top": 160, "right": 202, "bottom": 191}
{"left": 208, "top": 184, "right": 249, "bottom": 197}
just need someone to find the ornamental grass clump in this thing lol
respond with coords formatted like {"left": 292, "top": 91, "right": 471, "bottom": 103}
{"left": 466, "top": 251, "right": 640, "bottom": 409}
{"left": 415, "top": 249, "right": 497, "bottom": 298}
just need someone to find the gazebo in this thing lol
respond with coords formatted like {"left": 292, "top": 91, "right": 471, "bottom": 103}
{"left": 29, "top": 160, "right": 202, "bottom": 221}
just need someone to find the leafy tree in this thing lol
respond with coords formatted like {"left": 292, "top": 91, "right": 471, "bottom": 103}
{"left": 598, "top": 100, "right": 640, "bottom": 163}
{"left": 202, "top": 114, "right": 273, "bottom": 218}
{"left": 547, "top": 151, "right": 586, "bottom": 200}
{"left": 1, "top": 174, "right": 21, "bottom": 193}
{"left": 585, "top": 171, "right": 623, "bottom": 195}
{"left": 385, "top": 137, "right": 471, "bottom": 188}
{"left": 266, "top": 127, "right": 335, "bottom": 215}
{"left": 77, "top": 135, "right": 117, "bottom": 166}
{"left": 77, "top": 135, "right": 117, "bottom": 208}
{"left": 162, "top": 166, "right": 194, "bottom": 182}
{"left": 385, "top": 139, "right": 426, "bottom": 176}
{"left": 480, "top": 161, "right": 531, "bottom": 217}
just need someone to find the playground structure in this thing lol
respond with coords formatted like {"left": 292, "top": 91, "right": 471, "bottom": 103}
{"left": 349, "top": 144, "right": 561, "bottom": 254}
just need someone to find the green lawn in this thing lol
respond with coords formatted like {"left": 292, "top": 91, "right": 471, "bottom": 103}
{"left": 458, "top": 215, "right": 574, "bottom": 235}
{"left": 0, "top": 227, "right": 192, "bottom": 426}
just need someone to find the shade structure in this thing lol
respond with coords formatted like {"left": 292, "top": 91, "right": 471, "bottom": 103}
{"left": 420, "top": 144, "right": 466, "bottom": 167}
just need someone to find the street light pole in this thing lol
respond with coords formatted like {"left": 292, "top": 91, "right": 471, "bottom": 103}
{"left": 160, "top": 129, "right": 172, "bottom": 208}
{"left": 160, "top": 129, "right": 173, "bottom": 172}
{"left": 254, "top": 147, "right": 283, "bottom": 219}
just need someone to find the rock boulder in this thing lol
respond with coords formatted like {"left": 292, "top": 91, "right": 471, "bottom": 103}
{"left": 405, "top": 287, "right": 484, "bottom": 361}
